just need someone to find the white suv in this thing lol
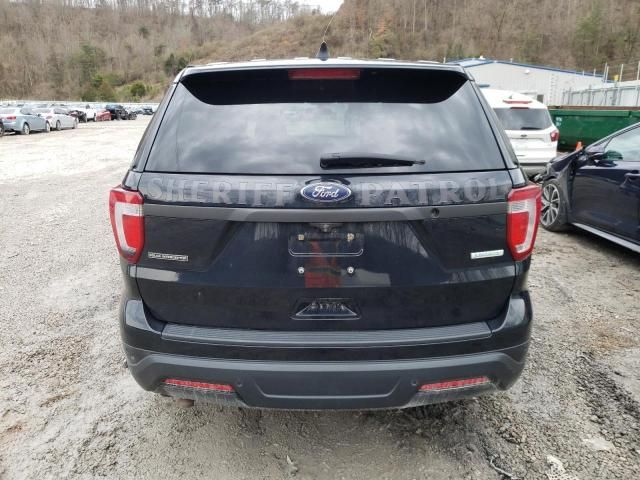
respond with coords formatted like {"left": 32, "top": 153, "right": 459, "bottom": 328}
{"left": 482, "top": 89, "right": 559, "bottom": 177}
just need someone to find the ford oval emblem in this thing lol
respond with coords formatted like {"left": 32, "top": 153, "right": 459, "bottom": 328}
{"left": 300, "top": 182, "right": 352, "bottom": 203}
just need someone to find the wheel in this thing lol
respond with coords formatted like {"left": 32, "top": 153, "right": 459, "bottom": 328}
{"left": 541, "top": 179, "right": 569, "bottom": 232}
{"left": 0, "top": 124, "right": 4, "bottom": 137}
{"left": 20, "top": 123, "right": 30, "bottom": 135}
{"left": 72, "top": 118, "right": 78, "bottom": 129}
{"left": 45, "top": 122, "right": 51, "bottom": 133}
{"left": 55, "top": 120, "right": 62, "bottom": 131}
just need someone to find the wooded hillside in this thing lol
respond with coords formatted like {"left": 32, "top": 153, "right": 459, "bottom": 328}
{"left": 1, "top": 0, "right": 639, "bottom": 101}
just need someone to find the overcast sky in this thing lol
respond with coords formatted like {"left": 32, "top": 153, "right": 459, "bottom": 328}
{"left": 300, "top": 0, "right": 344, "bottom": 13}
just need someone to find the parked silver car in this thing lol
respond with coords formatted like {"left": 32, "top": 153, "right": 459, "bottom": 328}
{"left": 0, "top": 107, "right": 50, "bottom": 135}
{"left": 33, "top": 107, "right": 78, "bottom": 131}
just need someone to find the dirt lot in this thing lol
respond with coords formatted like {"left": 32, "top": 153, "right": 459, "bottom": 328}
{"left": 1, "top": 119, "right": 639, "bottom": 480}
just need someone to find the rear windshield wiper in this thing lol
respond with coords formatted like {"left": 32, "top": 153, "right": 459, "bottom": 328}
{"left": 320, "top": 152, "right": 426, "bottom": 169}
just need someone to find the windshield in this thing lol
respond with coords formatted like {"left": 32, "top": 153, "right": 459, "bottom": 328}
{"left": 34, "top": 108, "right": 53, "bottom": 113}
{"left": 493, "top": 108, "right": 552, "bottom": 130}
{"left": 146, "top": 68, "right": 505, "bottom": 174}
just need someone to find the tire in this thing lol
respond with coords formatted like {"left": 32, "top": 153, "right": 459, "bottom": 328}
{"left": 55, "top": 121, "right": 62, "bottom": 131}
{"left": 541, "top": 179, "right": 570, "bottom": 232}
{"left": 45, "top": 122, "right": 51, "bottom": 133}
{"left": 72, "top": 119, "right": 78, "bottom": 129}
{"left": 20, "top": 123, "right": 30, "bottom": 135}
{"left": 0, "top": 124, "right": 4, "bottom": 137}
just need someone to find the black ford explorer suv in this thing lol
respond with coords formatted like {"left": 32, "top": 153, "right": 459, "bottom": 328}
{"left": 110, "top": 57, "right": 541, "bottom": 410}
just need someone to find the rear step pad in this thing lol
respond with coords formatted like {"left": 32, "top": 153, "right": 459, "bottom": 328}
{"left": 162, "top": 322, "right": 491, "bottom": 348}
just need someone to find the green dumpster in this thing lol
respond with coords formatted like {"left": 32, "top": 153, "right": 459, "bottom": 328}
{"left": 549, "top": 109, "right": 640, "bottom": 150}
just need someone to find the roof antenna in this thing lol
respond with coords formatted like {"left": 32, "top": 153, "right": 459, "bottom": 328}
{"left": 316, "top": 41, "right": 329, "bottom": 61}
{"left": 317, "top": 10, "right": 338, "bottom": 61}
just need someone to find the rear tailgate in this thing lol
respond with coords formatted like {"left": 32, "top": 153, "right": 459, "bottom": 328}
{"left": 134, "top": 65, "right": 516, "bottom": 331}
{"left": 507, "top": 128, "right": 556, "bottom": 160}
{"left": 494, "top": 107, "right": 556, "bottom": 160}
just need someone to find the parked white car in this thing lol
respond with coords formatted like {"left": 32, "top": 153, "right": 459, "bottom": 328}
{"left": 71, "top": 104, "right": 98, "bottom": 122}
{"left": 481, "top": 89, "right": 559, "bottom": 177}
{"left": 33, "top": 107, "right": 78, "bottom": 131}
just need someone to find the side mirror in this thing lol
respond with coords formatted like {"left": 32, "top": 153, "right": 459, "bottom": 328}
{"left": 585, "top": 145, "right": 605, "bottom": 161}
{"left": 585, "top": 145, "right": 617, "bottom": 166}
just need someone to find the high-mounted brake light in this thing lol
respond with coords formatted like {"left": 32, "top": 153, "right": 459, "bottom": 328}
{"left": 162, "top": 379, "right": 235, "bottom": 392}
{"left": 419, "top": 376, "right": 491, "bottom": 391}
{"left": 507, "top": 185, "right": 541, "bottom": 261}
{"left": 109, "top": 186, "right": 144, "bottom": 263}
{"left": 288, "top": 68, "right": 361, "bottom": 81}
{"left": 503, "top": 99, "right": 532, "bottom": 105}
{"left": 550, "top": 129, "right": 560, "bottom": 143}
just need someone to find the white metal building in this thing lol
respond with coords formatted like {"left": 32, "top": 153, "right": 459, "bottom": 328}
{"left": 449, "top": 58, "right": 605, "bottom": 105}
{"left": 561, "top": 80, "right": 640, "bottom": 107}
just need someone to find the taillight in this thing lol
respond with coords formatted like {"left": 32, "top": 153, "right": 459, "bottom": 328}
{"left": 4, "top": 116, "right": 16, "bottom": 120}
{"left": 109, "top": 186, "right": 144, "bottom": 263}
{"left": 507, "top": 185, "right": 541, "bottom": 261}
{"left": 288, "top": 68, "right": 361, "bottom": 80}
{"left": 46, "top": 116, "right": 53, "bottom": 119}
{"left": 550, "top": 129, "right": 559, "bottom": 142}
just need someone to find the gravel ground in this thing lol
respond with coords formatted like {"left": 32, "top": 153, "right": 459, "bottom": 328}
{"left": 0, "top": 119, "right": 639, "bottom": 480}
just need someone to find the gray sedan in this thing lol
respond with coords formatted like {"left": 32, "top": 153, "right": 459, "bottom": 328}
{"left": 0, "top": 107, "right": 50, "bottom": 135}
{"left": 34, "top": 107, "right": 78, "bottom": 131}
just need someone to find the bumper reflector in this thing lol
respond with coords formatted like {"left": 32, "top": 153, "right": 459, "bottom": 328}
{"left": 162, "top": 379, "right": 234, "bottom": 392}
{"left": 419, "top": 376, "right": 491, "bottom": 391}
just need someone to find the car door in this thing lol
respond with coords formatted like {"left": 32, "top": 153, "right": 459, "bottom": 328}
{"left": 21, "top": 108, "right": 41, "bottom": 130}
{"left": 64, "top": 109, "right": 74, "bottom": 127}
{"left": 65, "top": 108, "right": 75, "bottom": 127}
{"left": 571, "top": 127, "right": 640, "bottom": 241}
{"left": 33, "top": 109, "right": 46, "bottom": 130}
{"left": 55, "top": 108, "right": 68, "bottom": 128}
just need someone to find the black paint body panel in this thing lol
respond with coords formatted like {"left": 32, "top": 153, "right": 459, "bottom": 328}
{"left": 113, "top": 60, "right": 535, "bottom": 409}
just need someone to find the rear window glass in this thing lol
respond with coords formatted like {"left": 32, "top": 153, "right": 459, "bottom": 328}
{"left": 0, "top": 108, "right": 18, "bottom": 114}
{"left": 145, "top": 68, "right": 505, "bottom": 174}
{"left": 493, "top": 108, "right": 552, "bottom": 131}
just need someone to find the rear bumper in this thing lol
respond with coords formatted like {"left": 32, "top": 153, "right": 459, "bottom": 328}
{"left": 521, "top": 165, "right": 548, "bottom": 177}
{"left": 120, "top": 292, "right": 532, "bottom": 410}
{"left": 517, "top": 158, "right": 553, "bottom": 176}
{"left": 2, "top": 121, "right": 18, "bottom": 131}
{"left": 124, "top": 343, "right": 527, "bottom": 410}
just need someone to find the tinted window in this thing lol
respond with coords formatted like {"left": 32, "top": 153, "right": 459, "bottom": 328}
{"left": 493, "top": 108, "right": 552, "bottom": 130}
{"left": 605, "top": 128, "right": 640, "bottom": 162}
{"left": 145, "top": 68, "right": 505, "bottom": 174}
